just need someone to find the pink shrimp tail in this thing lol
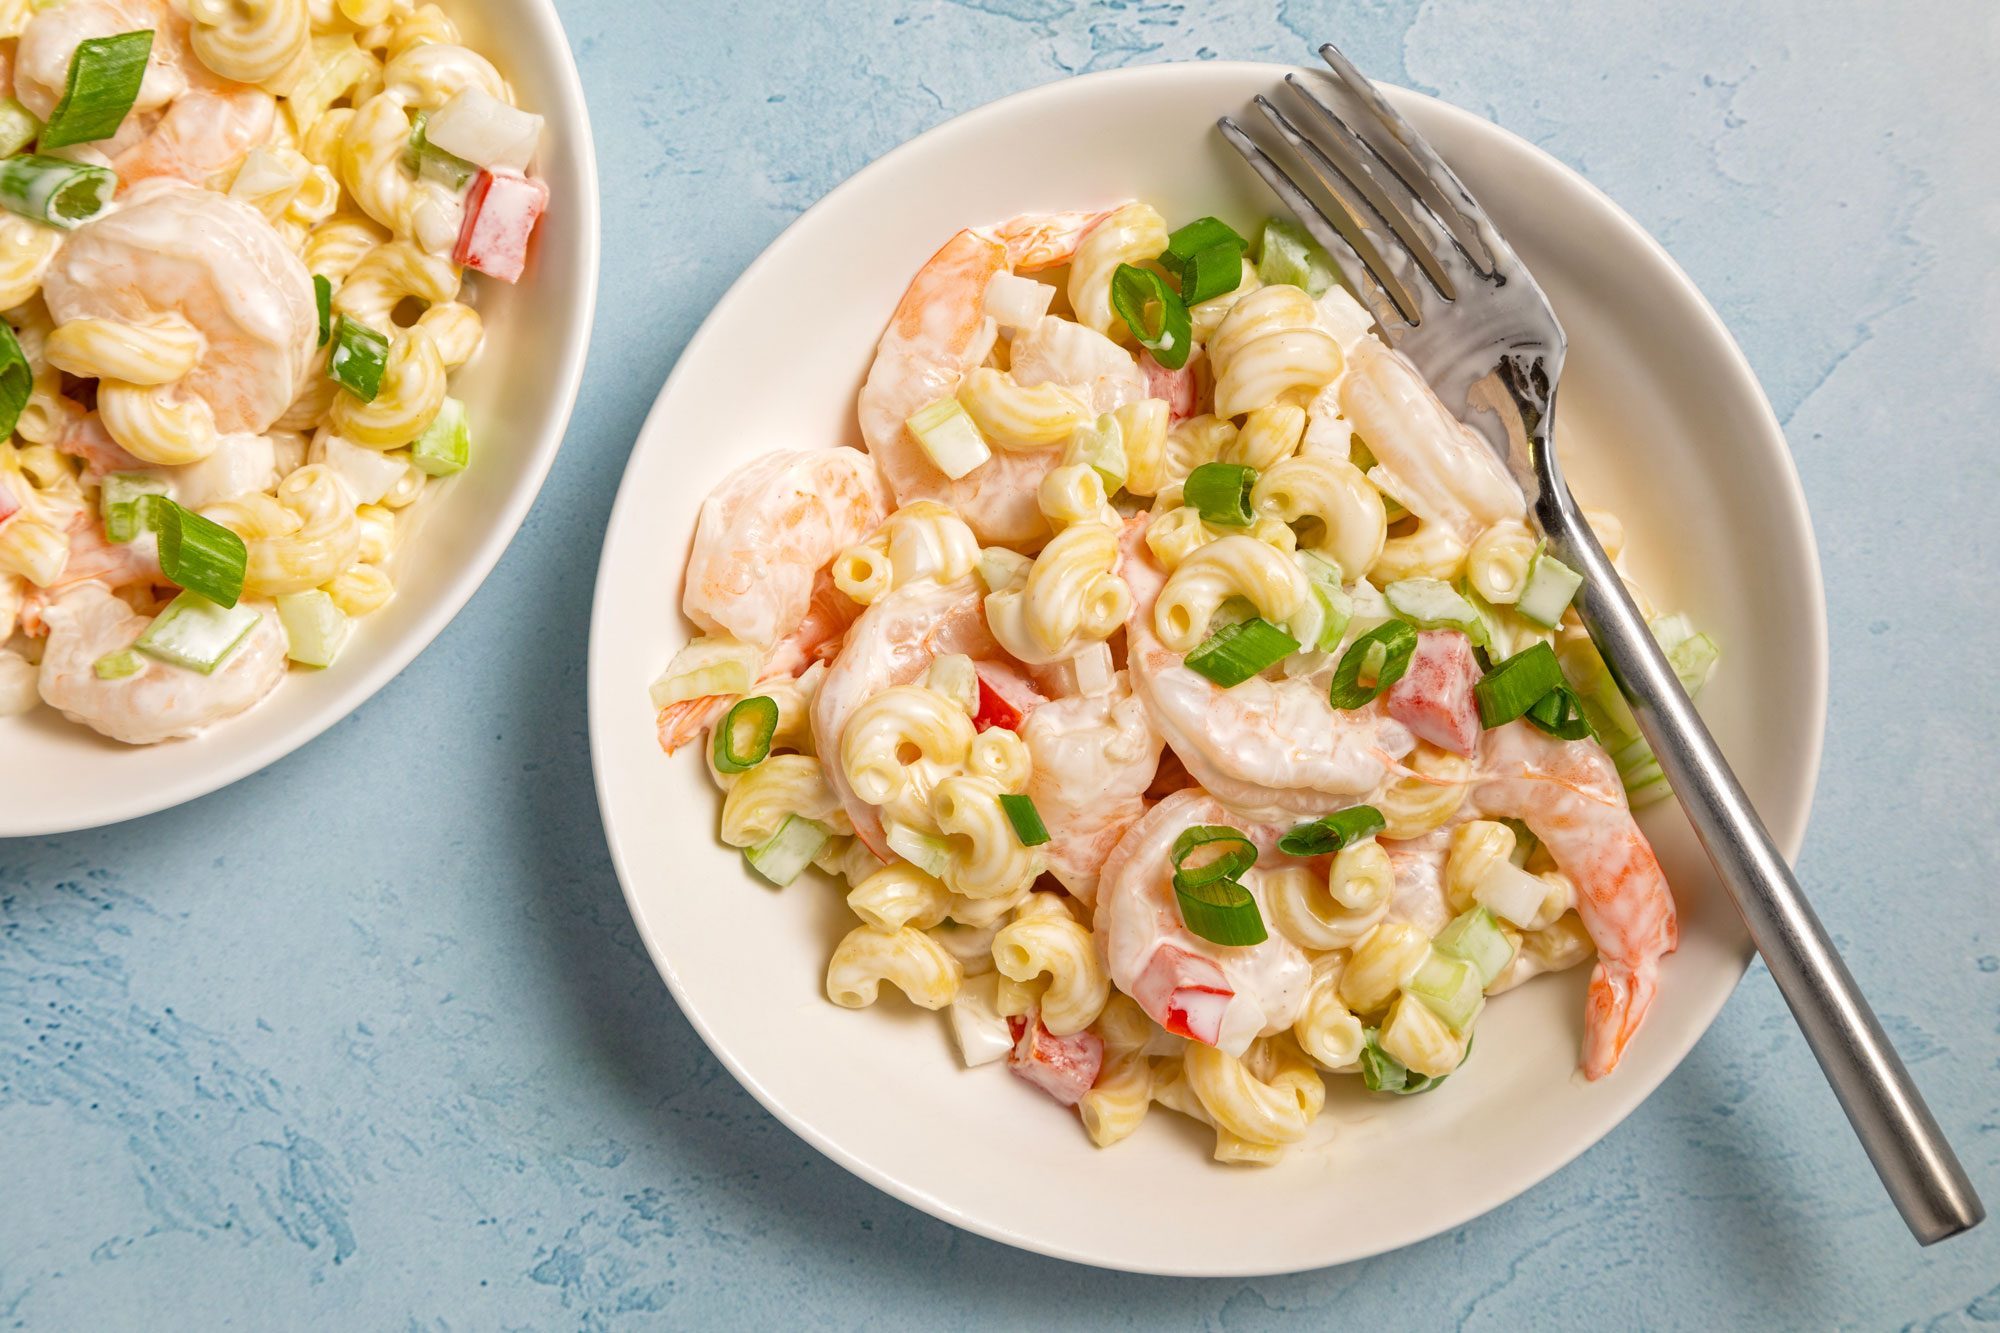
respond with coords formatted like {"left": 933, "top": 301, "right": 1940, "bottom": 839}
{"left": 656, "top": 695, "right": 726, "bottom": 755}
{"left": 1582, "top": 959, "right": 1660, "bottom": 1080}
{"left": 994, "top": 209, "right": 1113, "bottom": 272}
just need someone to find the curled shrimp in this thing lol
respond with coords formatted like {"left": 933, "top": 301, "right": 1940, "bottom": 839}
{"left": 35, "top": 581, "right": 286, "bottom": 744}
{"left": 810, "top": 575, "right": 998, "bottom": 857}
{"left": 1019, "top": 671, "right": 1163, "bottom": 907}
{"left": 41, "top": 183, "right": 318, "bottom": 463}
{"left": 1475, "top": 720, "right": 1678, "bottom": 1078}
{"left": 1095, "top": 788, "right": 1312, "bottom": 1056}
{"left": 1339, "top": 336, "right": 1523, "bottom": 540}
{"left": 857, "top": 211, "right": 1109, "bottom": 547}
{"left": 1120, "top": 518, "right": 1415, "bottom": 821}
{"left": 684, "top": 447, "right": 893, "bottom": 650}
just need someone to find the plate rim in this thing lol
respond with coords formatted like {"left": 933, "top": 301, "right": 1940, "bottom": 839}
{"left": 587, "top": 59, "right": 1828, "bottom": 1275}
{"left": 0, "top": 0, "right": 603, "bottom": 839}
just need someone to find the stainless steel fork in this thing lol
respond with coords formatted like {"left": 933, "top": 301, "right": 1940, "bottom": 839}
{"left": 1220, "top": 44, "right": 1983, "bottom": 1245}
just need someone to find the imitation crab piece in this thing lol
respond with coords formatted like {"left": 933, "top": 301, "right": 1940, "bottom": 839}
{"left": 454, "top": 169, "right": 549, "bottom": 283}
{"left": 972, "top": 660, "right": 1043, "bottom": 732}
{"left": 1007, "top": 1012, "right": 1103, "bottom": 1106}
{"left": 1140, "top": 350, "right": 1197, "bottom": 424}
{"left": 1128, "top": 942, "right": 1235, "bottom": 1045}
{"left": 1386, "top": 629, "right": 1482, "bottom": 756}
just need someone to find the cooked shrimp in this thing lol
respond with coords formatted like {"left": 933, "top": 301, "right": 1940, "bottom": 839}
{"left": 810, "top": 575, "right": 999, "bottom": 856}
{"left": 113, "top": 88, "right": 275, "bottom": 190}
{"left": 57, "top": 414, "right": 148, "bottom": 482}
{"left": 1095, "top": 788, "right": 1312, "bottom": 1056}
{"left": 42, "top": 183, "right": 319, "bottom": 450}
{"left": 36, "top": 581, "right": 286, "bottom": 744}
{"left": 1008, "top": 315, "right": 1146, "bottom": 415}
{"left": 1020, "top": 672, "right": 1163, "bottom": 907}
{"left": 1120, "top": 518, "right": 1414, "bottom": 821}
{"left": 684, "top": 447, "right": 892, "bottom": 649}
{"left": 857, "top": 211, "right": 1109, "bottom": 547}
{"left": 1339, "top": 336, "right": 1522, "bottom": 539}
{"left": 1475, "top": 720, "right": 1678, "bottom": 1078}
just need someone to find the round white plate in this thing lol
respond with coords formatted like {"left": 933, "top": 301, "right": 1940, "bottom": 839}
{"left": 589, "top": 62, "right": 1826, "bottom": 1275}
{"left": 0, "top": 0, "right": 600, "bottom": 837}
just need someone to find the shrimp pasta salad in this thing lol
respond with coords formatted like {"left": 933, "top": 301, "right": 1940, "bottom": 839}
{"left": 651, "top": 205, "right": 1721, "bottom": 1165}
{"left": 0, "top": 0, "right": 551, "bottom": 744}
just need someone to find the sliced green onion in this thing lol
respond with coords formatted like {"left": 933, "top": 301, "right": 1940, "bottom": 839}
{"left": 140, "top": 495, "right": 247, "bottom": 608}
{"left": 99, "top": 471, "right": 167, "bottom": 543}
{"left": 1409, "top": 953, "right": 1483, "bottom": 1031}
{"left": 1500, "top": 817, "right": 1540, "bottom": 868}
{"left": 1171, "top": 824, "right": 1258, "bottom": 889}
{"left": 1474, "top": 641, "right": 1563, "bottom": 728}
{"left": 1383, "top": 577, "right": 1488, "bottom": 647}
{"left": 997, "top": 793, "right": 1050, "bottom": 847}
{"left": 905, "top": 396, "right": 990, "bottom": 481}
{"left": 1328, "top": 618, "right": 1418, "bottom": 709}
{"left": 1179, "top": 243, "right": 1245, "bottom": 305}
{"left": 314, "top": 274, "right": 331, "bottom": 348}
{"left": 1184, "top": 616, "right": 1298, "bottom": 688}
{"left": 1359, "top": 1027, "right": 1442, "bottom": 1095}
{"left": 1183, "top": 461, "right": 1255, "bottom": 527}
{"left": 327, "top": 315, "right": 390, "bottom": 403}
{"left": 884, "top": 820, "right": 951, "bottom": 878}
{"left": 745, "top": 814, "right": 831, "bottom": 887}
{"left": 1517, "top": 549, "right": 1583, "bottom": 628}
{"left": 0, "top": 154, "right": 116, "bottom": 228}
{"left": 1256, "top": 216, "right": 1337, "bottom": 295}
{"left": 40, "top": 30, "right": 153, "bottom": 150}
{"left": 0, "top": 320, "right": 30, "bottom": 439}
{"left": 1161, "top": 216, "right": 1247, "bottom": 277}
{"left": 410, "top": 395, "right": 469, "bottom": 475}
{"left": 712, "top": 695, "right": 778, "bottom": 774}
{"left": 1555, "top": 637, "right": 1638, "bottom": 749}
{"left": 1109, "top": 263, "right": 1192, "bottom": 370}
{"left": 93, "top": 649, "right": 142, "bottom": 680}
{"left": 1173, "top": 876, "right": 1267, "bottom": 947}
{"left": 1432, "top": 907, "right": 1516, "bottom": 987}
{"left": 403, "top": 109, "right": 476, "bottom": 191}
{"left": 1526, "top": 684, "right": 1594, "bottom": 740}
{"left": 276, "top": 589, "right": 349, "bottom": 668}
{"left": 134, "top": 590, "right": 260, "bottom": 674}
{"left": 0, "top": 98, "right": 43, "bottom": 158}
{"left": 1277, "top": 805, "right": 1385, "bottom": 858}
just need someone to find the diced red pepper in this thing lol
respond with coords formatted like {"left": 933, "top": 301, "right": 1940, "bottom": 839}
{"left": 1130, "top": 943, "right": 1234, "bottom": 1046}
{"left": 453, "top": 168, "right": 549, "bottom": 283}
{"left": 973, "top": 676, "right": 1020, "bottom": 732}
{"left": 971, "top": 661, "right": 1044, "bottom": 732}
{"left": 1007, "top": 1012, "right": 1103, "bottom": 1106}
{"left": 1386, "top": 629, "right": 1482, "bottom": 756}
{"left": 1141, "top": 351, "right": 1197, "bottom": 424}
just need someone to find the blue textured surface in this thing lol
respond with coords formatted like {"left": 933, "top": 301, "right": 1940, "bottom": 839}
{"left": 4, "top": 1, "right": 1996, "bottom": 1326}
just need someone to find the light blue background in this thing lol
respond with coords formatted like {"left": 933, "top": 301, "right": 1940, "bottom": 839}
{"left": 4, "top": 1, "right": 1995, "bottom": 1327}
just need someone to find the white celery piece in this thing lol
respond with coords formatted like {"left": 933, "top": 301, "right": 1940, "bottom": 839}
{"left": 423, "top": 87, "right": 544, "bottom": 172}
{"left": 134, "top": 593, "right": 261, "bottom": 674}
{"left": 1472, "top": 859, "right": 1555, "bottom": 930}
{"left": 1517, "top": 550, "right": 1583, "bottom": 627}
{"left": 884, "top": 820, "right": 951, "bottom": 878}
{"left": 228, "top": 145, "right": 304, "bottom": 211}
{"left": 1062, "top": 413, "right": 1127, "bottom": 493}
{"left": 1050, "top": 641, "right": 1114, "bottom": 698}
{"left": 976, "top": 545, "right": 1031, "bottom": 594}
{"left": 948, "top": 974, "right": 1015, "bottom": 1068}
{"left": 745, "top": 816, "right": 831, "bottom": 887}
{"left": 982, "top": 272, "right": 1054, "bottom": 331}
{"left": 1651, "top": 613, "right": 1721, "bottom": 695}
{"left": 906, "top": 397, "right": 991, "bottom": 481}
{"left": 925, "top": 653, "right": 978, "bottom": 713}
{"left": 276, "top": 590, "right": 350, "bottom": 668}
{"left": 313, "top": 430, "right": 408, "bottom": 506}
{"left": 648, "top": 636, "right": 760, "bottom": 709}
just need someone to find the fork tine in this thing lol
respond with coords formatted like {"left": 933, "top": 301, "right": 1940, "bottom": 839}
{"left": 1316, "top": 42, "right": 1501, "bottom": 273}
{"left": 1253, "top": 90, "right": 1451, "bottom": 309}
{"left": 1215, "top": 115, "right": 1411, "bottom": 335}
{"left": 1277, "top": 74, "right": 1476, "bottom": 296}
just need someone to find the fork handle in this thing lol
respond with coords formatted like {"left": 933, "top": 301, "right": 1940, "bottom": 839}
{"left": 1536, "top": 489, "right": 1984, "bottom": 1244}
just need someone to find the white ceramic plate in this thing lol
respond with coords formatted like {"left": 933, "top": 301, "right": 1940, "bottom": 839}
{"left": 589, "top": 62, "right": 1826, "bottom": 1275}
{"left": 0, "top": 0, "right": 599, "bottom": 837}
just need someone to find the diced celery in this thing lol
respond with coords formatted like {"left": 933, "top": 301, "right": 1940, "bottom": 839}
{"left": 0, "top": 98, "right": 43, "bottom": 158}
{"left": 100, "top": 472, "right": 169, "bottom": 543}
{"left": 93, "top": 649, "right": 142, "bottom": 680}
{"left": 1385, "top": 577, "right": 1488, "bottom": 646}
{"left": 983, "top": 272, "right": 1053, "bottom": 331}
{"left": 1063, "top": 413, "right": 1126, "bottom": 493}
{"left": 1377, "top": 994, "right": 1466, "bottom": 1081}
{"left": 925, "top": 653, "right": 977, "bottom": 714}
{"left": 134, "top": 592, "right": 261, "bottom": 674}
{"left": 1499, "top": 816, "right": 1540, "bottom": 868}
{"left": 1255, "top": 216, "right": 1337, "bottom": 295}
{"left": 276, "top": 589, "right": 350, "bottom": 668}
{"left": 906, "top": 397, "right": 990, "bottom": 481}
{"left": 1651, "top": 613, "right": 1721, "bottom": 695}
{"left": 949, "top": 974, "right": 1014, "bottom": 1068}
{"left": 1408, "top": 953, "right": 1484, "bottom": 1031}
{"left": 1472, "top": 858, "right": 1553, "bottom": 929}
{"left": 1459, "top": 577, "right": 1549, "bottom": 662}
{"left": 976, "top": 545, "right": 1031, "bottom": 595}
{"left": 1291, "top": 550, "right": 1351, "bottom": 651}
{"left": 1517, "top": 550, "right": 1583, "bottom": 627}
{"left": 1431, "top": 906, "right": 1516, "bottom": 987}
{"left": 745, "top": 815, "right": 830, "bottom": 887}
{"left": 649, "top": 635, "right": 759, "bottom": 709}
{"left": 884, "top": 820, "right": 951, "bottom": 878}
{"left": 1556, "top": 637, "right": 1639, "bottom": 750}
{"left": 410, "top": 396, "right": 469, "bottom": 476}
